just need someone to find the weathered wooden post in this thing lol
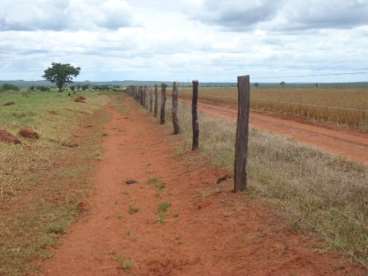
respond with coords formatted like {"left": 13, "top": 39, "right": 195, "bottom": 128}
{"left": 192, "top": 80, "right": 199, "bottom": 150}
{"left": 149, "top": 88, "right": 153, "bottom": 112}
{"left": 143, "top": 86, "right": 147, "bottom": 108}
{"left": 139, "top": 86, "right": 143, "bottom": 106}
{"left": 172, "top": 82, "right": 180, "bottom": 134}
{"left": 234, "top": 75, "right": 251, "bottom": 192}
{"left": 160, "top": 83, "right": 167, "bottom": 124}
{"left": 154, "top": 85, "right": 158, "bottom": 117}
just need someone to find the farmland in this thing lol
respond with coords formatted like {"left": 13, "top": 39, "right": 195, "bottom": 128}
{"left": 180, "top": 86, "right": 368, "bottom": 131}
{"left": 0, "top": 87, "right": 367, "bottom": 275}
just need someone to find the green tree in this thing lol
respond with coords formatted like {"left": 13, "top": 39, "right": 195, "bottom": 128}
{"left": 43, "top": 63, "right": 81, "bottom": 92}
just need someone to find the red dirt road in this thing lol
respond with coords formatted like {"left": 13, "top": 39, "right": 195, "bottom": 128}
{"left": 41, "top": 98, "right": 366, "bottom": 275}
{"left": 192, "top": 101, "right": 368, "bottom": 166}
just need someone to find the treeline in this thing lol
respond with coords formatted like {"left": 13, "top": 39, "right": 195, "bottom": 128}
{"left": 0, "top": 83, "right": 122, "bottom": 92}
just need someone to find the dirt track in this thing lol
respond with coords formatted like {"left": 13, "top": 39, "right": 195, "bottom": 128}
{"left": 192, "top": 101, "right": 368, "bottom": 166}
{"left": 40, "top": 98, "right": 366, "bottom": 275}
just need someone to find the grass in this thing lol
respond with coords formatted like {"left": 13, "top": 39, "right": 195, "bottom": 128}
{"left": 154, "top": 95, "right": 368, "bottom": 266}
{"left": 0, "top": 90, "right": 111, "bottom": 275}
{"left": 157, "top": 202, "right": 171, "bottom": 224}
{"left": 147, "top": 177, "right": 166, "bottom": 192}
{"left": 179, "top": 86, "right": 368, "bottom": 131}
{"left": 114, "top": 255, "right": 134, "bottom": 272}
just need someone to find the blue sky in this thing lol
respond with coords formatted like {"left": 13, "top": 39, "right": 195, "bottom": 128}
{"left": 0, "top": 0, "right": 368, "bottom": 82}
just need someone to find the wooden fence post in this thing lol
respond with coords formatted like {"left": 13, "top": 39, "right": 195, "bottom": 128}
{"left": 149, "top": 88, "right": 153, "bottom": 112}
{"left": 139, "top": 86, "right": 143, "bottom": 106}
{"left": 143, "top": 86, "right": 147, "bottom": 108}
{"left": 192, "top": 80, "right": 199, "bottom": 150}
{"left": 234, "top": 75, "right": 251, "bottom": 192}
{"left": 172, "top": 82, "right": 180, "bottom": 134}
{"left": 154, "top": 85, "right": 158, "bottom": 117}
{"left": 160, "top": 83, "right": 167, "bottom": 124}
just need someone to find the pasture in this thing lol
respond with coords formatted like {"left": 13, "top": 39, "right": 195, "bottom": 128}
{"left": 0, "top": 89, "right": 110, "bottom": 275}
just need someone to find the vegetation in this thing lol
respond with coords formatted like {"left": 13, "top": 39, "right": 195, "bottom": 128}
{"left": 114, "top": 255, "right": 134, "bottom": 271}
{"left": 43, "top": 63, "right": 81, "bottom": 92}
{"left": 1, "top": 83, "right": 20, "bottom": 91}
{"left": 157, "top": 202, "right": 171, "bottom": 224}
{"left": 180, "top": 87, "right": 368, "bottom": 131}
{"left": 158, "top": 98, "right": 368, "bottom": 266}
{"left": 0, "top": 91, "right": 110, "bottom": 275}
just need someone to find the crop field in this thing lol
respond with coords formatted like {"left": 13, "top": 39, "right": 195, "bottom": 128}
{"left": 180, "top": 87, "right": 368, "bottom": 131}
{"left": 0, "top": 89, "right": 110, "bottom": 275}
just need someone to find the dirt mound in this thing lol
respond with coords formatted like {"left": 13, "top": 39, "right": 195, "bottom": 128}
{"left": 0, "top": 129, "right": 21, "bottom": 144}
{"left": 74, "top": 96, "right": 86, "bottom": 103}
{"left": 18, "top": 128, "right": 40, "bottom": 140}
{"left": 3, "top": 101, "right": 15, "bottom": 106}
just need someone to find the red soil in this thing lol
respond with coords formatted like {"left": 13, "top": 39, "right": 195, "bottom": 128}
{"left": 18, "top": 128, "right": 40, "bottom": 139}
{"left": 41, "top": 98, "right": 366, "bottom": 275}
{"left": 191, "top": 101, "right": 368, "bottom": 166}
{"left": 0, "top": 129, "right": 21, "bottom": 144}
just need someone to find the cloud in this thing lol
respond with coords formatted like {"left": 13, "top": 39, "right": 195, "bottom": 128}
{"left": 276, "top": 0, "right": 368, "bottom": 30}
{"left": 0, "top": 0, "right": 134, "bottom": 31}
{"left": 196, "top": 0, "right": 280, "bottom": 30}
{"left": 195, "top": 0, "right": 368, "bottom": 31}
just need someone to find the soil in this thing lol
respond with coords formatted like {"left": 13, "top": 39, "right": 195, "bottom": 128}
{"left": 191, "top": 101, "right": 368, "bottom": 166}
{"left": 0, "top": 129, "right": 21, "bottom": 144}
{"left": 40, "top": 98, "right": 366, "bottom": 275}
{"left": 18, "top": 128, "right": 40, "bottom": 139}
{"left": 75, "top": 96, "right": 87, "bottom": 103}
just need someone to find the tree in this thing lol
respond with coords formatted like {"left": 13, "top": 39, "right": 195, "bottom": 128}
{"left": 43, "top": 63, "right": 81, "bottom": 92}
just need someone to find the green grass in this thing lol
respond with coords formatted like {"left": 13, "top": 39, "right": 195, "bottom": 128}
{"left": 147, "top": 177, "right": 166, "bottom": 192}
{"left": 0, "top": 90, "right": 111, "bottom": 275}
{"left": 114, "top": 255, "right": 134, "bottom": 272}
{"left": 157, "top": 202, "right": 171, "bottom": 224}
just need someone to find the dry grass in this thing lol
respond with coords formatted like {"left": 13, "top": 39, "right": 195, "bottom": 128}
{"left": 179, "top": 87, "right": 368, "bottom": 131}
{"left": 0, "top": 91, "right": 111, "bottom": 275}
{"left": 155, "top": 97, "right": 368, "bottom": 266}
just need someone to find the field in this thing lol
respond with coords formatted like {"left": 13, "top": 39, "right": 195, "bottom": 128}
{"left": 0, "top": 89, "right": 110, "bottom": 275}
{"left": 180, "top": 86, "right": 368, "bottom": 131}
{"left": 1, "top": 88, "right": 367, "bottom": 274}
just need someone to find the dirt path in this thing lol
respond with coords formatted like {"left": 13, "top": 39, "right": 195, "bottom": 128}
{"left": 191, "top": 101, "right": 368, "bottom": 166}
{"left": 41, "top": 97, "right": 366, "bottom": 275}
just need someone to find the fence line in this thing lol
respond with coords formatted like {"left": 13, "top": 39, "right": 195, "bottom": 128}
{"left": 126, "top": 75, "right": 251, "bottom": 193}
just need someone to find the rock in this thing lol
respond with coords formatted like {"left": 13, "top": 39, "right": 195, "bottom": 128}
{"left": 126, "top": 179, "right": 138, "bottom": 185}
{"left": 18, "top": 128, "right": 40, "bottom": 140}
{"left": 74, "top": 96, "right": 86, "bottom": 103}
{"left": 0, "top": 129, "right": 21, "bottom": 144}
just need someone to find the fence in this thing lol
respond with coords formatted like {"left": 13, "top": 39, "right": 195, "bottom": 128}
{"left": 126, "top": 75, "right": 251, "bottom": 192}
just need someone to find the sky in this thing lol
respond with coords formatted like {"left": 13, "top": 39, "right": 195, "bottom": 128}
{"left": 0, "top": 0, "right": 368, "bottom": 82}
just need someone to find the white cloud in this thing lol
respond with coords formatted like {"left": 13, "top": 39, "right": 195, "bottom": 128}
{"left": 0, "top": 0, "right": 134, "bottom": 31}
{"left": 0, "top": 0, "right": 367, "bottom": 82}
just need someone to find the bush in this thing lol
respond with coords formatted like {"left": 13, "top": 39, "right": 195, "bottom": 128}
{"left": 1, "top": 83, "right": 19, "bottom": 91}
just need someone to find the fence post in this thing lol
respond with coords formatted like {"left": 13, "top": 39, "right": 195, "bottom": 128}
{"left": 160, "top": 83, "right": 167, "bottom": 124}
{"left": 154, "top": 85, "right": 158, "bottom": 117}
{"left": 234, "top": 75, "right": 250, "bottom": 192}
{"left": 172, "top": 82, "right": 180, "bottom": 134}
{"left": 139, "top": 86, "right": 143, "bottom": 106}
{"left": 149, "top": 88, "right": 153, "bottom": 112}
{"left": 192, "top": 80, "right": 199, "bottom": 150}
{"left": 143, "top": 86, "right": 147, "bottom": 108}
